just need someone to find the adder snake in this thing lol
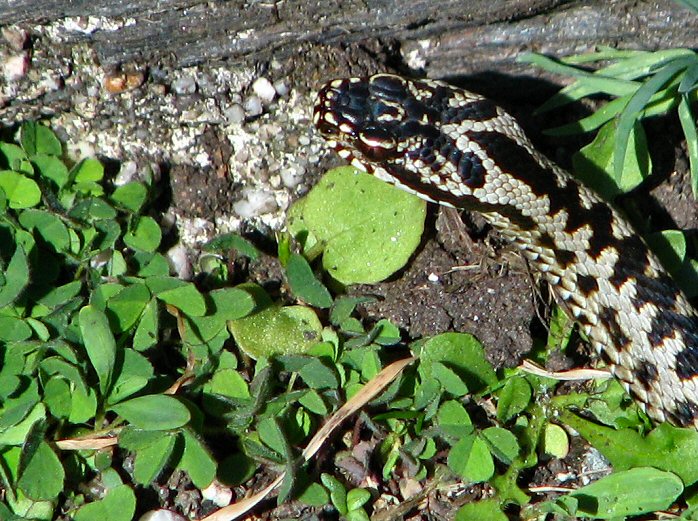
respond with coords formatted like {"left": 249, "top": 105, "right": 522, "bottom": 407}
{"left": 313, "top": 73, "right": 698, "bottom": 428}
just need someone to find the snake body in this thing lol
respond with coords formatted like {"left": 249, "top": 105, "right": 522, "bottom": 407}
{"left": 313, "top": 73, "right": 698, "bottom": 428}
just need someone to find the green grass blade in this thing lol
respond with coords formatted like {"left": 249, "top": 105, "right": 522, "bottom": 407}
{"left": 678, "top": 96, "right": 698, "bottom": 197}
{"left": 614, "top": 58, "right": 694, "bottom": 180}
{"left": 598, "top": 49, "right": 696, "bottom": 80}
{"left": 536, "top": 78, "right": 639, "bottom": 114}
{"left": 544, "top": 95, "right": 629, "bottom": 135}
{"left": 679, "top": 62, "right": 698, "bottom": 94}
{"left": 561, "top": 47, "right": 649, "bottom": 65}
{"left": 517, "top": 53, "right": 601, "bottom": 79}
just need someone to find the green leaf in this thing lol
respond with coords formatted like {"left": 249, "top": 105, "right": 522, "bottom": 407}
{"left": 19, "top": 209, "right": 71, "bottom": 252}
{"left": 73, "top": 485, "right": 136, "bottom": 521}
{"left": 437, "top": 400, "right": 473, "bottom": 438}
{"left": 111, "top": 394, "right": 190, "bottom": 430}
{"left": 480, "top": 427, "right": 520, "bottom": 465}
{"left": 286, "top": 253, "right": 333, "bottom": 308}
{"left": 32, "top": 155, "right": 69, "bottom": 188}
{"left": 155, "top": 282, "right": 206, "bottom": 316}
{"left": 418, "top": 333, "right": 497, "bottom": 394}
{"left": 432, "top": 361, "right": 469, "bottom": 397}
{"left": 203, "top": 368, "right": 250, "bottom": 399}
{"left": 0, "top": 171, "right": 41, "bottom": 208}
{"left": 321, "top": 473, "right": 348, "bottom": 515}
{"left": 497, "top": 376, "right": 532, "bottom": 423}
{"left": 448, "top": 434, "right": 494, "bottom": 483}
{"left": 346, "top": 488, "right": 371, "bottom": 511}
{"left": 110, "top": 182, "right": 148, "bottom": 213}
{"left": 17, "top": 441, "right": 64, "bottom": 500}
{"left": 131, "top": 432, "right": 176, "bottom": 484}
{"left": 106, "top": 282, "right": 151, "bottom": 332}
{"left": 298, "top": 481, "right": 330, "bottom": 506}
{"left": 133, "top": 299, "right": 159, "bottom": 351}
{"left": 43, "top": 378, "right": 72, "bottom": 419}
{"left": 21, "top": 122, "right": 62, "bottom": 156}
{"left": 298, "top": 357, "right": 339, "bottom": 389}
{"left": 572, "top": 119, "right": 651, "bottom": 197}
{"left": 298, "top": 389, "right": 328, "bottom": 415}
{"left": 68, "top": 198, "right": 117, "bottom": 221}
{"left": 72, "top": 158, "right": 104, "bottom": 183}
{"left": 569, "top": 467, "right": 682, "bottom": 519}
{"left": 70, "top": 386, "right": 97, "bottom": 424}
{"left": 179, "top": 428, "right": 216, "bottom": 488}
{"left": 257, "top": 417, "right": 289, "bottom": 456}
{"left": 229, "top": 304, "right": 322, "bottom": 359}
{"left": 107, "top": 349, "right": 153, "bottom": 404}
{"left": 541, "top": 423, "right": 569, "bottom": 458}
{"left": 287, "top": 167, "right": 426, "bottom": 284}
{"left": 218, "top": 452, "right": 257, "bottom": 486}
{"left": 0, "top": 317, "right": 32, "bottom": 341}
{"left": 0, "top": 142, "right": 32, "bottom": 173}
{"left": 124, "top": 216, "right": 161, "bottom": 252}
{"left": 456, "top": 499, "right": 508, "bottom": 521}
{"left": 0, "top": 243, "right": 29, "bottom": 308}
{"left": 79, "top": 305, "right": 117, "bottom": 396}
{"left": 203, "top": 232, "right": 260, "bottom": 260}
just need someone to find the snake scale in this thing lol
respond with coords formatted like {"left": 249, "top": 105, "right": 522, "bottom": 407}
{"left": 313, "top": 73, "right": 698, "bottom": 428}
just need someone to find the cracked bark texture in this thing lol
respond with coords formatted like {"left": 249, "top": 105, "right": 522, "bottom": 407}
{"left": 3, "top": 0, "right": 697, "bottom": 77}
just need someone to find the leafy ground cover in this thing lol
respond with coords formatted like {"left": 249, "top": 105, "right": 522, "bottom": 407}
{"left": 0, "top": 46, "right": 697, "bottom": 521}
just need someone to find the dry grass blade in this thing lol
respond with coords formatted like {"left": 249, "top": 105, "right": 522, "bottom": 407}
{"left": 519, "top": 360, "right": 610, "bottom": 381}
{"left": 199, "top": 356, "right": 416, "bottom": 521}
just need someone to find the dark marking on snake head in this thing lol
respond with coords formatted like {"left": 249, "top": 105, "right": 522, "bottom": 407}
{"left": 635, "top": 359, "right": 659, "bottom": 390}
{"left": 442, "top": 99, "right": 499, "bottom": 124}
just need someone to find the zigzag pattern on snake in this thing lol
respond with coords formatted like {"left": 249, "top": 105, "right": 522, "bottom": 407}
{"left": 313, "top": 73, "right": 698, "bottom": 428}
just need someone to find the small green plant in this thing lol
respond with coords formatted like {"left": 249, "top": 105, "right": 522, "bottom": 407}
{"left": 519, "top": 47, "right": 698, "bottom": 197}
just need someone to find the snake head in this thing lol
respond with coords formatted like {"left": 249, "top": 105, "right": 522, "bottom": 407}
{"left": 313, "top": 74, "right": 503, "bottom": 207}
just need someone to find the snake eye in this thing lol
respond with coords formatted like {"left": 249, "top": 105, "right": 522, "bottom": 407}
{"left": 357, "top": 126, "right": 398, "bottom": 161}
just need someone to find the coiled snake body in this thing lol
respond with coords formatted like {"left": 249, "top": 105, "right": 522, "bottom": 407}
{"left": 313, "top": 73, "right": 698, "bottom": 428}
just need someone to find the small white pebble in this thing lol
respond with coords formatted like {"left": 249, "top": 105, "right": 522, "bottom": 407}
{"left": 172, "top": 75, "right": 196, "bottom": 95}
{"left": 201, "top": 481, "right": 233, "bottom": 507}
{"left": 224, "top": 103, "right": 246, "bottom": 124}
{"left": 280, "top": 165, "right": 305, "bottom": 189}
{"left": 251, "top": 76, "right": 275, "bottom": 104}
{"left": 194, "top": 150, "right": 210, "bottom": 168}
{"left": 40, "top": 73, "right": 62, "bottom": 92}
{"left": 90, "top": 250, "right": 112, "bottom": 269}
{"left": 138, "top": 510, "right": 186, "bottom": 521}
{"left": 114, "top": 160, "right": 138, "bottom": 186}
{"left": 3, "top": 52, "right": 29, "bottom": 82}
{"left": 166, "top": 243, "right": 192, "bottom": 280}
{"left": 273, "top": 79, "right": 289, "bottom": 97}
{"left": 233, "top": 188, "right": 277, "bottom": 218}
{"left": 427, "top": 272, "right": 439, "bottom": 282}
{"left": 243, "top": 95, "right": 263, "bottom": 117}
